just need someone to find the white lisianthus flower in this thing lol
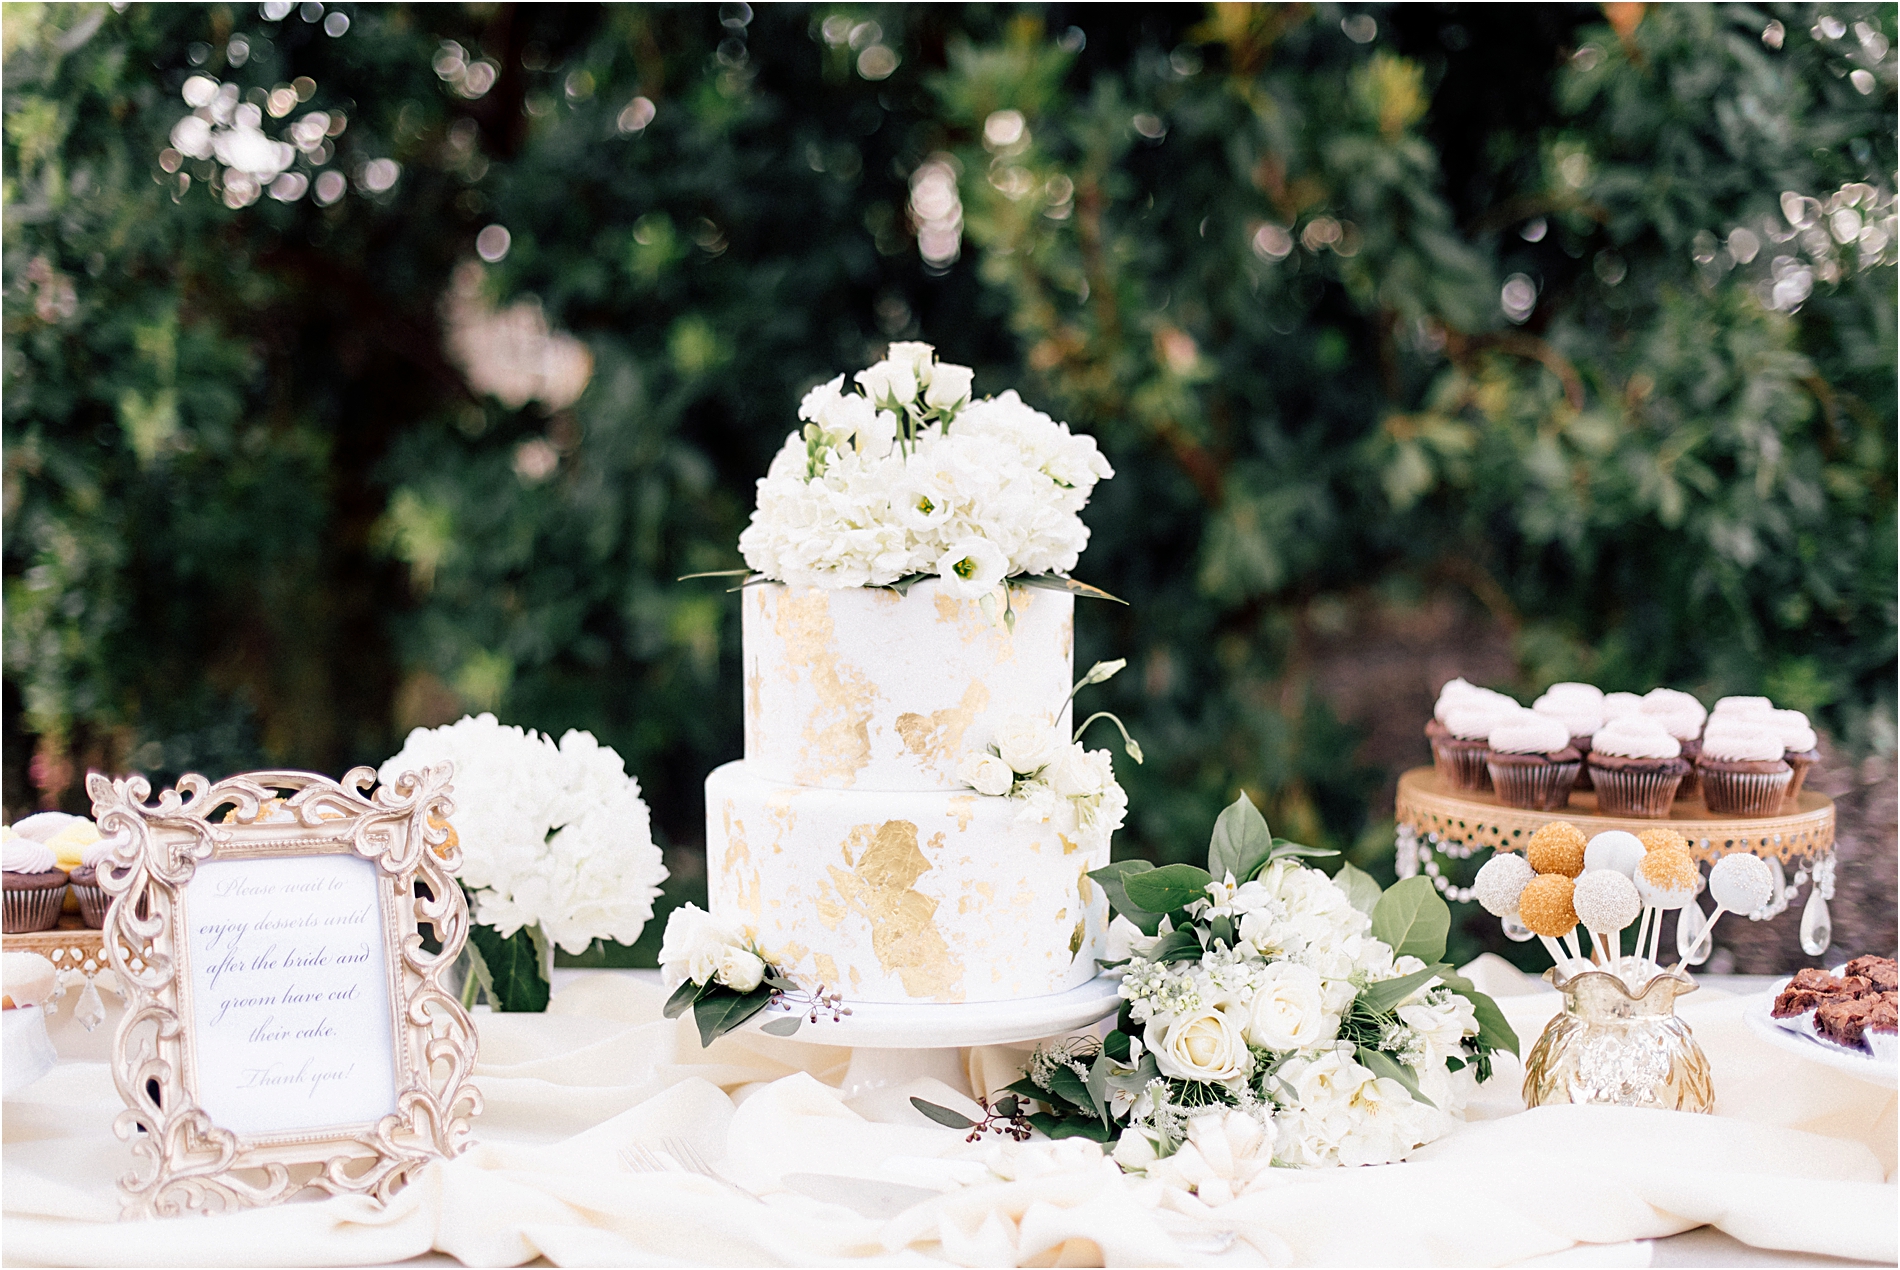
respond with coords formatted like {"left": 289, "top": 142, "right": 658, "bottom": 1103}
{"left": 716, "top": 945, "right": 766, "bottom": 993}
{"left": 856, "top": 359, "right": 918, "bottom": 407}
{"left": 936, "top": 536, "right": 1008, "bottom": 598}
{"left": 1334, "top": 1071, "right": 1434, "bottom": 1167}
{"left": 957, "top": 751, "right": 1015, "bottom": 797}
{"left": 924, "top": 361, "right": 975, "bottom": 411}
{"left": 1152, "top": 1008, "right": 1252, "bottom": 1084}
{"left": 658, "top": 903, "right": 747, "bottom": 989}
{"left": 992, "top": 713, "right": 1061, "bottom": 774}
{"left": 1243, "top": 960, "right": 1338, "bottom": 1051}
{"left": 1048, "top": 742, "right": 1110, "bottom": 797}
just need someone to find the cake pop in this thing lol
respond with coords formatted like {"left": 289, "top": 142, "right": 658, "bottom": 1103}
{"left": 1473, "top": 851, "right": 1536, "bottom": 920}
{"left": 1526, "top": 821, "right": 1587, "bottom": 878}
{"left": 1583, "top": 830, "right": 1645, "bottom": 878}
{"left": 1573, "top": 869, "right": 1642, "bottom": 964}
{"left": 1519, "top": 873, "right": 1584, "bottom": 966}
{"left": 1637, "top": 826, "right": 1689, "bottom": 855}
{"left": 1684, "top": 851, "right": 1776, "bottom": 963}
{"left": 1635, "top": 848, "right": 1700, "bottom": 965}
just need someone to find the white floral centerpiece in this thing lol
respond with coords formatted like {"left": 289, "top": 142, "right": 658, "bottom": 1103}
{"left": 379, "top": 712, "right": 666, "bottom": 1011}
{"left": 913, "top": 794, "right": 1516, "bottom": 1193}
{"left": 727, "top": 342, "right": 1115, "bottom": 608}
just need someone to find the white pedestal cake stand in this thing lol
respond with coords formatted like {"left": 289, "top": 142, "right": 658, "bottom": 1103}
{"left": 740, "top": 974, "right": 1123, "bottom": 1103}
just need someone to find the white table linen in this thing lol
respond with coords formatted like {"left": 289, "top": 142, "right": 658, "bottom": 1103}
{"left": 4, "top": 957, "right": 1893, "bottom": 1267}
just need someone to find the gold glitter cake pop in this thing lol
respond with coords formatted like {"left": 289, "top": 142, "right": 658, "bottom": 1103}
{"left": 1518, "top": 873, "right": 1579, "bottom": 937}
{"left": 1526, "top": 821, "right": 1587, "bottom": 877}
{"left": 1638, "top": 827, "right": 1688, "bottom": 855}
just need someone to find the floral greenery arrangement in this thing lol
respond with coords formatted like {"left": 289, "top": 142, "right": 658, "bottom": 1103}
{"left": 921, "top": 794, "right": 1516, "bottom": 1188}
{"left": 956, "top": 658, "right": 1140, "bottom": 856}
{"left": 732, "top": 342, "right": 1116, "bottom": 598}
{"left": 657, "top": 903, "right": 846, "bottom": 1045}
{"left": 378, "top": 713, "right": 666, "bottom": 1011}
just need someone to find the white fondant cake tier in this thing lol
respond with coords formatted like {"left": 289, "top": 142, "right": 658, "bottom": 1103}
{"left": 705, "top": 760, "right": 1109, "bottom": 1004}
{"left": 741, "top": 579, "right": 1073, "bottom": 792}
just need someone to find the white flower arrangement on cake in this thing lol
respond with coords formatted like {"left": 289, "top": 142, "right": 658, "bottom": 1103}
{"left": 379, "top": 713, "right": 666, "bottom": 1009}
{"left": 657, "top": 903, "right": 849, "bottom": 1044}
{"left": 731, "top": 342, "right": 1115, "bottom": 597}
{"left": 913, "top": 795, "right": 1516, "bottom": 1189}
{"left": 956, "top": 659, "right": 1139, "bottom": 854}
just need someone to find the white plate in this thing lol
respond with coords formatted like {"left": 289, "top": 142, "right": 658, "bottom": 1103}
{"left": 1744, "top": 978, "right": 1897, "bottom": 1089}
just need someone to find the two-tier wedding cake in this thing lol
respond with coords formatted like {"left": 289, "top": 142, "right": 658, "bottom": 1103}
{"left": 689, "top": 343, "right": 1129, "bottom": 1006}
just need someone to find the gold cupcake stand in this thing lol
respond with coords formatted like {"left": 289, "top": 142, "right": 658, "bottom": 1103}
{"left": 1393, "top": 767, "right": 1837, "bottom": 954}
{"left": 1, "top": 925, "right": 146, "bottom": 1031}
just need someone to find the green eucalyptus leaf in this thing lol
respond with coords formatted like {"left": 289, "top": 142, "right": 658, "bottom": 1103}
{"left": 1332, "top": 861, "right": 1384, "bottom": 917}
{"left": 1370, "top": 877, "right": 1450, "bottom": 964}
{"left": 910, "top": 1097, "right": 977, "bottom": 1129}
{"left": 1122, "top": 863, "right": 1213, "bottom": 914}
{"left": 759, "top": 1014, "right": 804, "bottom": 1037}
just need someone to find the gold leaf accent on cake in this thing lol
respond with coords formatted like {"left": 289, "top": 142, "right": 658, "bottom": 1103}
{"left": 1058, "top": 833, "right": 1081, "bottom": 855}
{"left": 894, "top": 678, "right": 991, "bottom": 776}
{"left": 946, "top": 796, "right": 976, "bottom": 832}
{"left": 814, "top": 953, "right": 841, "bottom": 987}
{"left": 774, "top": 588, "right": 878, "bottom": 785}
{"left": 932, "top": 586, "right": 1020, "bottom": 661}
{"left": 745, "top": 664, "right": 764, "bottom": 747}
{"left": 1069, "top": 920, "right": 1086, "bottom": 956}
{"left": 719, "top": 800, "right": 763, "bottom": 919}
{"left": 826, "top": 819, "right": 965, "bottom": 1001}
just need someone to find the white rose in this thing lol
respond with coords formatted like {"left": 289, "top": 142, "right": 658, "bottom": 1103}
{"left": 1397, "top": 993, "right": 1478, "bottom": 1063}
{"left": 1152, "top": 1008, "right": 1251, "bottom": 1084}
{"left": 716, "top": 946, "right": 766, "bottom": 993}
{"left": 658, "top": 903, "right": 743, "bottom": 988}
{"left": 935, "top": 536, "right": 1008, "bottom": 598}
{"left": 1048, "top": 743, "right": 1109, "bottom": 797}
{"left": 856, "top": 359, "right": 918, "bottom": 407}
{"left": 993, "top": 713, "right": 1061, "bottom": 774}
{"left": 924, "top": 362, "right": 975, "bottom": 411}
{"left": 883, "top": 341, "right": 935, "bottom": 379}
{"left": 1110, "top": 1128, "right": 1161, "bottom": 1173}
{"left": 1243, "top": 961, "right": 1338, "bottom": 1051}
{"left": 957, "top": 751, "right": 1015, "bottom": 797}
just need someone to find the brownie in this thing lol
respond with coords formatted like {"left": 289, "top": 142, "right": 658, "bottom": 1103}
{"left": 1816, "top": 996, "right": 1880, "bottom": 1048}
{"left": 1844, "top": 956, "right": 1898, "bottom": 994}
{"left": 1871, "top": 997, "right": 1899, "bottom": 1035}
{"left": 1773, "top": 969, "right": 1873, "bottom": 1017}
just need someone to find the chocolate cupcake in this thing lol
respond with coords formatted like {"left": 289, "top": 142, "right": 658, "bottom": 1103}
{"left": 2, "top": 834, "right": 69, "bottom": 934}
{"left": 1641, "top": 689, "right": 1707, "bottom": 801}
{"left": 1431, "top": 702, "right": 1510, "bottom": 792}
{"left": 1532, "top": 693, "right": 1603, "bottom": 791}
{"left": 1769, "top": 709, "right": 1820, "bottom": 805}
{"left": 1698, "top": 724, "right": 1791, "bottom": 817}
{"left": 1486, "top": 712, "right": 1581, "bottom": 810}
{"left": 1587, "top": 715, "right": 1688, "bottom": 817}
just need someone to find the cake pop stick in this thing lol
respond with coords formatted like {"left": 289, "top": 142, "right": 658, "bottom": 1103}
{"left": 1685, "top": 851, "right": 1775, "bottom": 964}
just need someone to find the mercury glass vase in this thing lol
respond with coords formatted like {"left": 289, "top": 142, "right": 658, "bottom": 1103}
{"left": 1521, "top": 964, "right": 1714, "bottom": 1113}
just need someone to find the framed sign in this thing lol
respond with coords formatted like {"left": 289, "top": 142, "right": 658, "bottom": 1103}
{"left": 85, "top": 765, "right": 481, "bottom": 1218}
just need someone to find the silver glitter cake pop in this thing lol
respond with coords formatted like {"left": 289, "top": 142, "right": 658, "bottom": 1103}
{"left": 1583, "top": 830, "right": 1645, "bottom": 879}
{"left": 1474, "top": 852, "right": 1536, "bottom": 919}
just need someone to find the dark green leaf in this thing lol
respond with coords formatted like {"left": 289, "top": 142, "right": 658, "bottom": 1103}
{"left": 1089, "top": 860, "right": 1164, "bottom": 935}
{"left": 1357, "top": 962, "right": 1450, "bottom": 1014}
{"left": 692, "top": 989, "right": 773, "bottom": 1047}
{"left": 1268, "top": 838, "right": 1338, "bottom": 862}
{"left": 466, "top": 922, "right": 550, "bottom": 1013}
{"left": 676, "top": 569, "right": 752, "bottom": 580}
{"left": 1150, "top": 925, "right": 1205, "bottom": 964}
{"left": 1043, "top": 1061, "right": 1096, "bottom": 1116}
{"left": 1439, "top": 971, "right": 1521, "bottom": 1058}
{"left": 1103, "top": 1029, "right": 1131, "bottom": 1062}
{"left": 1357, "top": 1046, "right": 1435, "bottom": 1108}
{"left": 910, "top": 1097, "right": 977, "bottom": 1129}
{"left": 1028, "top": 1113, "right": 1116, "bottom": 1142}
{"left": 1207, "top": 792, "right": 1274, "bottom": 883}
{"left": 663, "top": 977, "right": 703, "bottom": 1019}
{"left": 1012, "top": 574, "right": 1127, "bottom": 604}
{"left": 1370, "top": 877, "right": 1450, "bottom": 964}
{"left": 1004, "top": 1077, "right": 1050, "bottom": 1104}
{"left": 1332, "top": 861, "right": 1383, "bottom": 916}
{"left": 994, "top": 1095, "right": 1019, "bottom": 1118}
{"left": 1122, "top": 863, "right": 1213, "bottom": 915}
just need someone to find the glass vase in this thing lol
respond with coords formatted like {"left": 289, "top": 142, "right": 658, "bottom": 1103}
{"left": 1521, "top": 964, "right": 1714, "bottom": 1113}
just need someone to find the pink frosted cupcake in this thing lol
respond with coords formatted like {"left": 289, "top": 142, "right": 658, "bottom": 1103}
{"left": 1532, "top": 692, "right": 1603, "bottom": 791}
{"left": 1642, "top": 689, "right": 1707, "bottom": 801}
{"left": 1769, "top": 709, "right": 1820, "bottom": 805}
{"left": 1587, "top": 714, "right": 1688, "bottom": 817}
{"left": 1485, "top": 712, "right": 1581, "bottom": 810}
{"left": 1698, "top": 723, "right": 1792, "bottom": 817}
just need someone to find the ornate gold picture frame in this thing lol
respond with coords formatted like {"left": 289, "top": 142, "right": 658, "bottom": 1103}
{"left": 85, "top": 765, "right": 481, "bottom": 1218}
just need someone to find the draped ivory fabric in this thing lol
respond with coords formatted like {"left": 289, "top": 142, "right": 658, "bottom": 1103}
{"left": 4, "top": 957, "right": 1893, "bottom": 1268}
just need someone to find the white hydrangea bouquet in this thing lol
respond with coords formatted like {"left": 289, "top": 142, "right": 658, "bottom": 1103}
{"left": 956, "top": 658, "right": 1139, "bottom": 855}
{"left": 379, "top": 713, "right": 667, "bottom": 1011}
{"left": 916, "top": 795, "right": 1515, "bottom": 1193}
{"left": 718, "top": 342, "right": 1118, "bottom": 616}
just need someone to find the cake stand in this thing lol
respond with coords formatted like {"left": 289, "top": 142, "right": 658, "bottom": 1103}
{"left": 1393, "top": 767, "right": 1838, "bottom": 959}
{"left": 737, "top": 973, "right": 1123, "bottom": 1103}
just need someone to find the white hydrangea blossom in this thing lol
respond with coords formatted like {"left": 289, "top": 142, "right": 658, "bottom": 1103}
{"left": 378, "top": 713, "right": 666, "bottom": 954}
{"left": 737, "top": 345, "right": 1114, "bottom": 591}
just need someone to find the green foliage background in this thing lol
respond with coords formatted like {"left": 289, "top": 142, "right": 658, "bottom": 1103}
{"left": 6, "top": 2, "right": 1894, "bottom": 968}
